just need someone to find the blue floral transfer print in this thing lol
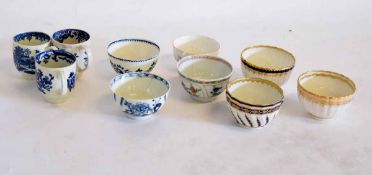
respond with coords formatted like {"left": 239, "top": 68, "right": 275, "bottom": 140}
{"left": 67, "top": 72, "right": 76, "bottom": 92}
{"left": 53, "top": 29, "right": 89, "bottom": 43}
{"left": 121, "top": 99, "right": 163, "bottom": 116}
{"left": 14, "top": 32, "right": 50, "bottom": 43}
{"left": 36, "top": 69, "right": 54, "bottom": 94}
{"left": 13, "top": 46, "right": 36, "bottom": 74}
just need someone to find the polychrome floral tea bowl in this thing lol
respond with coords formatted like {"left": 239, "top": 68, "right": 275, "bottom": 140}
{"left": 109, "top": 72, "right": 170, "bottom": 120}
{"left": 108, "top": 39, "right": 160, "bottom": 74}
{"left": 173, "top": 35, "right": 219, "bottom": 61}
{"left": 177, "top": 55, "right": 232, "bottom": 102}
{"left": 226, "top": 78, "right": 284, "bottom": 128}
{"left": 240, "top": 45, "right": 295, "bottom": 86}
{"left": 297, "top": 70, "right": 356, "bottom": 120}
{"left": 13, "top": 31, "right": 51, "bottom": 79}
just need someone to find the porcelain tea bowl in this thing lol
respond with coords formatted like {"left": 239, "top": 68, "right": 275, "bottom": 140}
{"left": 226, "top": 78, "right": 284, "bottom": 128}
{"left": 177, "top": 55, "right": 233, "bottom": 102}
{"left": 240, "top": 45, "right": 295, "bottom": 86}
{"left": 13, "top": 31, "right": 51, "bottom": 79}
{"left": 173, "top": 35, "right": 220, "bottom": 61}
{"left": 108, "top": 39, "right": 160, "bottom": 74}
{"left": 297, "top": 70, "right": 356, "bottom": 120}
{"left": 109, "top": 72, "right": 170, "bottom": 120}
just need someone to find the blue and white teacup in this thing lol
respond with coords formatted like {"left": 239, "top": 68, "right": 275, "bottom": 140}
{"left": 35, "top": 50, "right": 77, "bottom": 103}
{"left": 52, "top": 29, "right": 92, "bottom": 77}
{"left": 13, "top": 31, "right": 51, "bottom": 79}
{"left": 109, "top": 72, "right": 170, "bottom": 120}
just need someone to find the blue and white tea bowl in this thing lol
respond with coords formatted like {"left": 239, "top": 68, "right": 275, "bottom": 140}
{"left": 13, "top": 31, "right": 51, "bottom": 79}
{"left": 107, "top": 39, "right": 160, "bottom": 74}
{"left": 109, "top": 72, "right": 170, "bottom": 120}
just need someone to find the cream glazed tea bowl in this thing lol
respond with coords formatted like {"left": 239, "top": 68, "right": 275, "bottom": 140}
{"left": 297, "top": 70, "right": 356, "bottom": 120}
{"left": 177, "top": 55, "right": 233, "bottom": 102}
{"left": 173, "top": 35, "right": 220, "bottom": 61}
{"left": 108, "top": 39, "right": 160, "bottom": 74}
{"left": 226, "top": 78, "right": 284, "bottom": 128}
{"left": 241, "top": 45, "right": 295, "bottom": 86}
{"left": 109, "top": 72, "right": 170, "bottom": 120}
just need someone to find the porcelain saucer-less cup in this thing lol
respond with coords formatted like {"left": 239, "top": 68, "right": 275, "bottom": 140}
{"left": 297, "top": 70, "right": 356, "bottom": 120}
{"left": 241, "top": 45, "right": 295, "bottom": 86}
{"left": 108, "top": 39, "right": 160, "bottom": 74}
{"left": 226, "top": 78, "right": 284, "bottom": 128}
{"left": 52, "top": 29, "right": 92, "bottom": 77}
{"left": 177, "top": 55, "right": 233, "bottom": 102}
{"left": 173, "top": 35, "right": 220, "bottom": 61}
{"left": 109, "top": 72, "right": 170, "bottom": 120}
{"left": 35, "top": 50, "right": 77, "bottom": 103}
{"left": 13, "top": 31, "right": 51, "bottom": 79}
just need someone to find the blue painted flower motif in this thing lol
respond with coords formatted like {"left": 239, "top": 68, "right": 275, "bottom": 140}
{"left": 53, "top": 29, "right": 89, "bottom": 43}
{"left": 13, "top": 46, "right": 35, "bottom": 74}
{"left": 110, "top": 61, "right": 129, "bottom": 74}
{"left": 36, "top": 69, "right": 54, "bottom": 94}
{"left": 129, "top": 103, "right": 151, "bottom": 115}
{"left": 67, "top": 72, "right": 76, "bottom": 92}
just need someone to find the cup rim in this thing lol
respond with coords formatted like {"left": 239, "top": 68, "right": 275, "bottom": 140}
{"left": 297, "top": 70, "right": 356, "bottom": 105}
{"left": 226, "top": 78, "right": 284, "bottom": 107}
{"left": 52, "top": 28, "right": 90, "bottom": 46}
{"left": 173, "top": 35, "right": 220, "bottom": 55}
{"left": 35, "top": 50, "right": 76, "bottom": 70}
{"left": 107, "top": 38, "right": 160, "bottom": 62}
{"left": 13, "top": 31, "right": 51, "bottom": 47}
{"left": 240, "top": 45, "right": 296, "bottom": 73}
{"left": 109, "top": 72, "right": 171, "bottom": 101}
{"left": 177, "top": 54, "right": 233, "bottom": 84}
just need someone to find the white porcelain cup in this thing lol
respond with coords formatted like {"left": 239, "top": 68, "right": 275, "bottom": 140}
{"left": 52, "top": 29, "right": 92, "bottom": 77}
{"left": 35, "top": 50, "right": 77, "bottom": 103}
{"left": 13, "top": 31, "right": 51, "bottom": 79}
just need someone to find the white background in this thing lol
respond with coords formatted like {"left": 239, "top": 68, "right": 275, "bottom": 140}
{"left": 0, "top": 0, "right": 371, "bottom": 174}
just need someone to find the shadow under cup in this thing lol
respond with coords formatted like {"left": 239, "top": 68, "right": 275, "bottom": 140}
{"left": 35, "top": 50, "right": 77, "bottom": 103}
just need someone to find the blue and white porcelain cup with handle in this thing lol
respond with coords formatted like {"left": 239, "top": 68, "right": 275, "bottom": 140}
{"left": 35, "top": 50, "right": 77, "bottom": 103}
{"left": 13, "top": 31, "right": 51, "bottom": 79}
{"left": 52, "top": 29, "right": 92, "bottom": 78}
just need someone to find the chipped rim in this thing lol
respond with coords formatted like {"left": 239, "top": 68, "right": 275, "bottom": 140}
{"left": 240, "top": 45, "right": 295, "bottom": 73}
{"left": 297, "top": 70, "right": 356, "bottom": 105}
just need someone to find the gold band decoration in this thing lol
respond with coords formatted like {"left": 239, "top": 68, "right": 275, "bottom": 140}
{"left": 297, "top": 70, "right": 356, "bottom": 105}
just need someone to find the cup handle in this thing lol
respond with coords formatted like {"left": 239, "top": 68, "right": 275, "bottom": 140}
{"left": 58, "top": 71, "right": 67, "bottom": 96}
{"left": 78, "top": 45, "right": 91, "bottom": 71}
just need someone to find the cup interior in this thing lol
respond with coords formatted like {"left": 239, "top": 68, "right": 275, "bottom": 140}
{"left": 298, "top": 71, "right": 355, "bottom": 98}
{"left": 174, "top": 35, "right": 219, "bottom": 54}
{"left": 52, "top": 29, "right": 90, "bottom": 44}
{"left": 14, "top": 32, "right": 50, "bottom": 46}
{"left": 178, "top": 55, "right": 232, "bottom": 81}
{"left": 110, "top": 73, "right": 169, "bottom": 100}
{"left": 241, "top": 46, "right": 295, "bottom": 70}
{"left": 36, "top": 50, "right": 76, "bottom": 68}
{"left": 227, "top": 79, "right": 283, "bottom": 105}
{"left": 108, "top": 39, "right": 160, "bottom": 61}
